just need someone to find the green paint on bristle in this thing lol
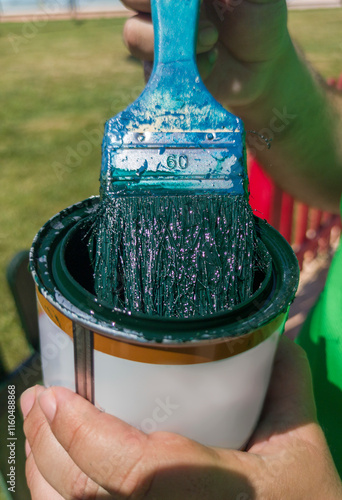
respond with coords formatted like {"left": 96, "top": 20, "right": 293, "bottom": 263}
{"left": 88, "top": 194, "right": 270, "bottom": 318}
{"left": 88, "top": 0, "right": 272, "bottom": 317}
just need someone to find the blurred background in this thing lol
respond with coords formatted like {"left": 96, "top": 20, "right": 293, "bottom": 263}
{"left": 0, "top": 0, "right": 341, "bottom": 17}
{"left": 0, "top": 0, "right": 126, "bottom": 16}
{"left": 0, "top": 3, "right": 341, "bottom": 497}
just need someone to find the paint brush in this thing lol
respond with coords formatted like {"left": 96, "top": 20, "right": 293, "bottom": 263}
{"left": 88, "top": 0, "right": 270, "bottom": 318}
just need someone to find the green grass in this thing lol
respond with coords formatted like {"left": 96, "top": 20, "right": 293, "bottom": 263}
{"left": 0, "top": 9, "right": 341, "bottom": 498}
{"left": 288, "top": 8, "right": 342, "bottom": 78}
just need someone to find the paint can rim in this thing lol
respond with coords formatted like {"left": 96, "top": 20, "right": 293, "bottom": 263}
{"left": 30, "top": 196, "right": 299, "bottom": 344}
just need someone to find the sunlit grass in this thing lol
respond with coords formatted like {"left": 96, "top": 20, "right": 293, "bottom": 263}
{"left": 288, "top": 8, "right": 342, "bottom": 77}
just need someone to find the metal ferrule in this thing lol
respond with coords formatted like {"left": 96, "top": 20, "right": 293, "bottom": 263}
{"left": 100, "top": 130, "right": 247, "bottom": 196}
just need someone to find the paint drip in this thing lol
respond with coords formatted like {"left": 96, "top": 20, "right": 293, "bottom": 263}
{"left": 87, "top": 194, "right": 271, "bottom": 318}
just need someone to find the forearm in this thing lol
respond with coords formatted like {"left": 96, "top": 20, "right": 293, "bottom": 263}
{"left": 231, "top": 40, "right": 342, "bottom": 213}
{"left": 121, "top": 0, "right": 342, "bottom": 212}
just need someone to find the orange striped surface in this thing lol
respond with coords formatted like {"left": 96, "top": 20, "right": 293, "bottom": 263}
{"left": 37, "top": 288, "right": 285, "bottom": 364}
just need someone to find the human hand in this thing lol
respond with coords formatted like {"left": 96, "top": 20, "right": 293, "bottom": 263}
{"left": 122, "top": 0, "right": 290, "bottom": 109}
{"left": 120, "top": 0, "right": 342, "bottom": 212}
{"left": 21, "top": 336, "right": 342, "bottom": 499}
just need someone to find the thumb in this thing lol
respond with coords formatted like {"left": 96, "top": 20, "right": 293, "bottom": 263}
{"left": 248, "top": 335, "right": 318, "bottom": 448}
{"left": 37, "top": 386, "right": 150, "bottom": 497}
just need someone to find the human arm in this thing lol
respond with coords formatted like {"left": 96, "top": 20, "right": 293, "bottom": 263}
{"left": 21, "top": 336, "right": 342, "bottom": 499}
{"left": 122, "top": 0, "right": 342, "bottom": 212}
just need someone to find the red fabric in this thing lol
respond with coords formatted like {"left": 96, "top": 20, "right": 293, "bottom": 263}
{"left": 337, "top": 74, "right": 342, "bottom": 91}
{"left": 248, "top": 156, "right": 293, "bottom": 243}
{"left": 279, "top": 192, "right": 294, "bottom": 243}
{"left": 248, "top": 156, "right": 274, "bottom": 223}
{"left": 246, "top": 73, "right": 342, "bottom": 260}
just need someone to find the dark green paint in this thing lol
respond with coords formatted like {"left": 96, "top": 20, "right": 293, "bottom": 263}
{"left": 30, "top": 197, "right": 299, "bottom": 344}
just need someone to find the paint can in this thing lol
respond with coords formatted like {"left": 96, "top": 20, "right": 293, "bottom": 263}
{"left": 30, "top": 196, "right": 299, "bottom": 449}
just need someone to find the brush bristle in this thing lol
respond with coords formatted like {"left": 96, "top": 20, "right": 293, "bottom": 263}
{"left": 87, "top": 194, "right": 271, "bottom": 318}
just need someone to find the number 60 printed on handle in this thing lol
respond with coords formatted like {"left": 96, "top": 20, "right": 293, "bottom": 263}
{"left": 166, "top": 154, "right": 189, "bottom": 170}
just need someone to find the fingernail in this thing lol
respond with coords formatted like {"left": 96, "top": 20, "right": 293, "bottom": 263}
{"left": 20, "top": 387, "right": 36, "bottom": 419}
{"left": 199, "top": 25, "right": 218, "bottom": 47}
{"left": 208, "top": 47, "right": 218, "bottom": 65}
{"left": 25, "top": 439, "right": 31, "bottom": 458}
{"left": 38, "top": 388, "right": 57, "bottom": 424}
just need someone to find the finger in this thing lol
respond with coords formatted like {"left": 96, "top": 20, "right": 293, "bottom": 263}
{"left": 123, "top": 13, "right": 154, "bottom": 60}
{"left": 197, "top": 22, "right": 219, "bottom": 54}
{"left": 23, "top": 387, "right": 109, "bottom": 499}
{"left": 21, "top": 384, "right": 46, "bottom": 419}
{"left": 265, "top": 336, "right": 317, "bottom": 421}
{"left": 37, "top": 387, "right": 249, "bottom": 499}
{"left": 121, "top": 0, "right": 151, "bottom": 13}
{"left": 26, "top": 452, "right": 65, "bottom": 500}
{"left": 123, "top": 14, "right": 218, "bottom": 61}
{"left": 248, "top": 336, "right": 317, "bottom": 450}
{"left": 38, "top": 386, "right": 152, "bottom": 498}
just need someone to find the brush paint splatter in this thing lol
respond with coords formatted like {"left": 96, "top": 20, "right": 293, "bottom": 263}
{"left": 88, "top": 194, "right": 271, "bottom": 318}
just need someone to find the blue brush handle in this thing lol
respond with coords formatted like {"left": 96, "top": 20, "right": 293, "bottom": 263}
{"left": 104, "top": 0, "right": 241, "bottom": 130}
{"left": 144, "top": 0, "right": 202, "bottom": 107}
{"left": 152, "top": 0, "right": 199, "bottom": 68}
{"left": 101, "top": 0, "right": 246, "bottom": 194}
